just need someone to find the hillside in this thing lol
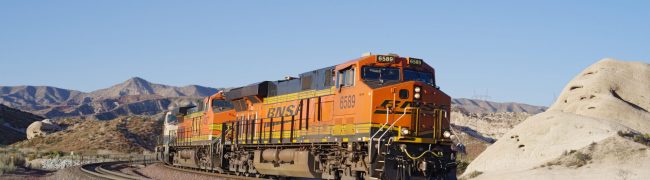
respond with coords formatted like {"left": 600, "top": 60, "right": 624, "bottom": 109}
{"left": 463, "top": 59, "right": 650, "bottom": 179}
{"left": 0, "top": 104, "right": 44, "bottom": 145}
{"left": 0, "top": 77, "right": 218, "bottom": 120}
{"left": 12, "top": 116, "right": 161, "bottom": 153}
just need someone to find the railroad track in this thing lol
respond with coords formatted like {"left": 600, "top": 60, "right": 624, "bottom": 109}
{"left": 159, "top": 163, "right": 265, "bottom": 180}
{"left": 80, "top": 161, "right": 265, "bottom": 180}
{"left": 79, "top": 161, "right": 150, "bottom": 180}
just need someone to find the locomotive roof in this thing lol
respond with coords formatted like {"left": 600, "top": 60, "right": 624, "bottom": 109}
{"left": 221, "top": 54, "right": 433, "bottom": 101}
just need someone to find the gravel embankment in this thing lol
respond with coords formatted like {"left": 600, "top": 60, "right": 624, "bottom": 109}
{"left": 35, "top": 158, "right": 101, "bottom": 170}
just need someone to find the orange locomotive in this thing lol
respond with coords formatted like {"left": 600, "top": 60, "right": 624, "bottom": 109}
{"left": 157, "top": 53, "right": 459, "bottom": 180}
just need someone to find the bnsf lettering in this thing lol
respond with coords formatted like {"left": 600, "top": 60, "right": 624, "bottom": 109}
{"left": 267, "top": 105, "right": 301, "bottom": 118}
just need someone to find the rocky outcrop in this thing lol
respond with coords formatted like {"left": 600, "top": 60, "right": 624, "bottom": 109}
{"left": 26, "top": 119, "right": 61, "bottom": 139}
{"left": 464, "top": 59, "right": 650, "bottom": 179}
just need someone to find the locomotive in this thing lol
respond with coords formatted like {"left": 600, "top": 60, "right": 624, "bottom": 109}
{"left": 156, "top": 53, "right": 458, "bottom": 179}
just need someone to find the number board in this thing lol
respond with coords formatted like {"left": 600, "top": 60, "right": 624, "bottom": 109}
{"left": 376, "top": 55, "right": 396, "bottom": 63}
{"left": 408, "top": 58, "right": 423, "bottom": 65}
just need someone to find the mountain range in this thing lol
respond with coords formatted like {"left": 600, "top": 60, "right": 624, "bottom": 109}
{"left": 0, "top": 77, "right": 219, "bottom": 120}
{"left": 0, "top": 77, "right": 546, "bottom": 120}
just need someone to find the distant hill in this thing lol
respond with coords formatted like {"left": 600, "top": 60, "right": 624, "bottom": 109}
{"left": 0, "top": 77, "right": 219, "bottom": 120}
{"left": 452, "top": 98, "right": 547, "bottom": 114}
{"left": 0, "top": 86, "right": 85, "bottom": 111}
{"left": 89, "top": 77, "right": 218, "bottom": 100}
{"left": 0, "top": 104, "right": 44, "bottom": 145}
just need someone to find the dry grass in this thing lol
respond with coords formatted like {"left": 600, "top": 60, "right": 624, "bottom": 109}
{"left": 568, "top": 151, "right": 592, "bottom": 167}
{"left": 618, "top": 131, "right": 650, "bottom": 147}
{"left": 456, "top": 159, "right": 470, "bottom": 175}
{"left": 0, "top": 150, "right": 25, "bottom": 175}
{"left": 466, "top": 170, "right": 483, "bottom": 179}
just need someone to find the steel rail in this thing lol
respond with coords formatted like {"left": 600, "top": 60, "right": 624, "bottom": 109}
{"left": 79, "top": 161, "right": 150, "bottom": 180}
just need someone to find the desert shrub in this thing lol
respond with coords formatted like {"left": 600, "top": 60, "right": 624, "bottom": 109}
{"left": 575, "top": 152, "right": 591, "bottom": 162}
{"left": 45, "top": 150, "right": 64, "bottom": 158}
{"left": 618, "top": 131, "right": 650, "bottom": 146}
{"left": 467, "top": 171, "right": 483, "bottom": 179}
{"left": 456, "top": 160, "right": 470, "bottom": 175}
{"left": 567, "top": 151, "right": 591, "bottom": 167}
{"left": 0, "top": 152, "right": 25, "bottom": 175}
{"left": 632, "top": 134, "right": 650, "bottom": 146}
{"left": 545, "top": 160, "right": 560, "bottom": 167}
{"left": 25, "top": 153, "right": 38, "bottom": 161}
{"left": 588, "top": 142, "right": 597, "bottom": 151}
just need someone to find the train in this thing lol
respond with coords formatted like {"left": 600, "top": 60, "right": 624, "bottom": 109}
{"left": 156, "top": 53, "right": 459, "bottom": 180}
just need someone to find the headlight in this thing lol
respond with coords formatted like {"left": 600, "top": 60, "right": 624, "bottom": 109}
{"left": 414, "top": 93, "right": 421, "bottom": 99}
{"left": 414, "top": 86, "right": 421, "bottom": 93}
{"left": 443, "top": 130, "right": 452, "bottom": 138}
{"left": 401, "top": 128, "right": 410, "bottom": 135}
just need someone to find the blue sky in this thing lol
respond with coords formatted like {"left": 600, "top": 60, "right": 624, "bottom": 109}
{"left": 1, "top": 1, "right": 649, "bottom": 106}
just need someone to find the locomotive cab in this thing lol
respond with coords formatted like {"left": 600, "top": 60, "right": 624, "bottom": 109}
{"left": 333, "top": 54, "right": 456, "bottom": 179}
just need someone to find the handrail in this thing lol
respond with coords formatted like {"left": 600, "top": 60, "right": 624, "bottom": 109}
{"left": 368, "top": 107, "right": 390, "bottom": 170}
{"left": 369, "top": 108, "right": 391, "bottom": 142}
{"left": 376, "top": 107, "right": 416, "bottom": 154}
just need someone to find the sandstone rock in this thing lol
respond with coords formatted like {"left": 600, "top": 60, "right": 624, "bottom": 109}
{"left": 464, "top": 59, "right": 650, "bottom": 179}
{"left": 26, "top": 119, "right": 61, "bottom": 139}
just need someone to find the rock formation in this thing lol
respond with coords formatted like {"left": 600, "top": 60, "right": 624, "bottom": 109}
{"left": 26, "top": 119, "right": 61, "bottom": 139}
{"left": 464, "top": 59, "right": 650, "bottom": 179}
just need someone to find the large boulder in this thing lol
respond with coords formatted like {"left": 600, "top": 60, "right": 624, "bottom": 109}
{"left": 463, "top": 59, "right": 650, "bottom": 179}
{"left": 26, "top": 119, "right": 61, "bottom": 139}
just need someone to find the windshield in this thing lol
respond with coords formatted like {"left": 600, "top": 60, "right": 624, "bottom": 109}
{"left": 362, "top": 66, "right": 400, "bottom": 82}
{"left": 166, "top": 113, "right": 178, "bottom": 124}
{"left": 404, "top": 69, "right": 434, "bottom": 85}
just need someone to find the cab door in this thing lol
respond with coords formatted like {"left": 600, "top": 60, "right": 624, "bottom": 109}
{"left": 332, "top": 65, "right": 359, "bottom": 137}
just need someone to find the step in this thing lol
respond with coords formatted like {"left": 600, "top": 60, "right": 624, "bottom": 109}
{"left": 374, "top": 169, "right": 384, "bottom": 172}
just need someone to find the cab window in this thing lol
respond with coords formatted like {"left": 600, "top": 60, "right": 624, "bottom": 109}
{"left": 212, "top": 99, "right": 234, "bottom": 113}
{"left": 404, "top": 69, "right": 435, "bottom": 85}
{"left": 362, "top": 66, "right": 400, "bottom": 82}
{"left": 165, "top": 113, "right": 178, "bottom": 124}
{"left": 338, "top": 67, "right": 355, "bottom": 87}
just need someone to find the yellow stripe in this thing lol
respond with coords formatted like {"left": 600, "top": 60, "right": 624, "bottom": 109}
{"left": 264, "top": 87, "right": 334, "bottom": 104}
{"left": 185, "top": 112, "right": 204, "bottom": 118}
